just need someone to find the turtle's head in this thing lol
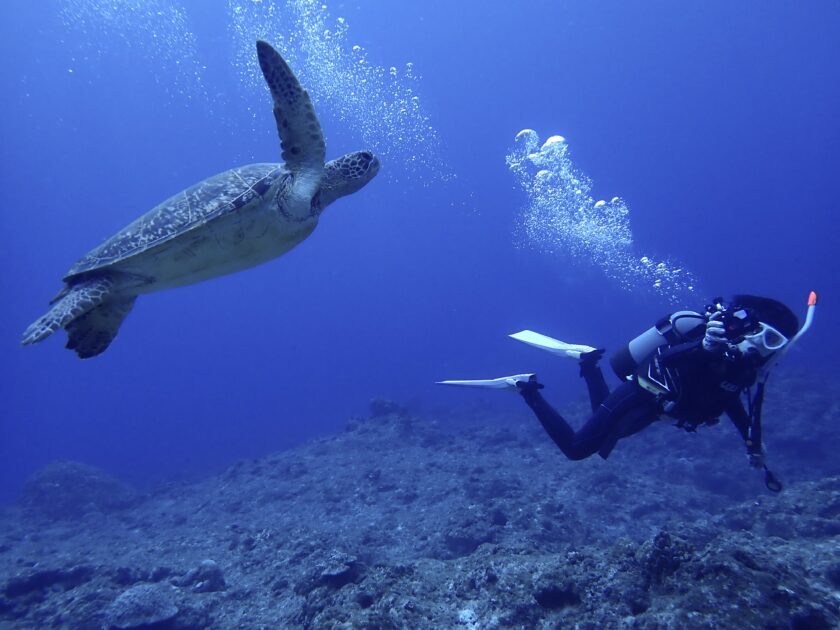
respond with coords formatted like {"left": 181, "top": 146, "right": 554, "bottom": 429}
{"left": 316, "top": 151, "right": 380, "bottom": 209}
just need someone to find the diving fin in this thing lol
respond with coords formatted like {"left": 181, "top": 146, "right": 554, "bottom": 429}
{"left": 436, "top": 374, "right": 536, "bottom": 390}
{"left": 509, "top": 330, "right": 598, "bottom": 360}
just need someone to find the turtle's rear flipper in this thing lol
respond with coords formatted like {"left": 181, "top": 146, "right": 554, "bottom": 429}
{"left": 21, "top": 276, "right": 115, "bottom": 347}
{"left": 65, "top": 297, "right": 136, "bottom": 359}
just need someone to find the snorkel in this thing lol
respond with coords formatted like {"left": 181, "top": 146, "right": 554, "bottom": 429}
{"left": 758, "top": 290, "right": 818, "bottom": 382}
{"left": 749, "top": 291, "right": 818, "bottom": 493}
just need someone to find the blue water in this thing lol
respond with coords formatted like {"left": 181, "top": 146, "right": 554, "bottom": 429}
{"left": 1, "top": 0, "right": 838, "bottom": 503}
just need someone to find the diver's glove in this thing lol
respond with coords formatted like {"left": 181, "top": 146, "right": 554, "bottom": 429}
{"left": 515, "top": 375, "right": 545, "bottom": 395}
{"left": 702, "top": 319, "right": 729, "bottom": 352}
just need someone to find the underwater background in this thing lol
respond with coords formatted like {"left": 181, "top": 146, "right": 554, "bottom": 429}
{"left": 2, "top": 0, "right": 839, "bottom": 506}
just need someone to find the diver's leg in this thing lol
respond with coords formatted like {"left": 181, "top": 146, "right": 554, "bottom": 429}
{"left": 520, "top": 380, "right": 656, "bottom": 461}
{"left": 580, "top": 360, "right": 610, "bottom": 412}
{"left": 519, "top": 385, "right": 614, "bottom": 460}
{"left": 519, "top": 387, "right": 575, "bottom": 455}
{"left": 594, "top": 383, "right": 660, "bottom": 458}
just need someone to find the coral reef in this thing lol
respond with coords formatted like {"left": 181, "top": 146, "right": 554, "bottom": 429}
{"left": 0, "top": 373, "right": 838, "bottom": 628}
{"left": 19, "top": 460, "right": 138, "bottom": 520}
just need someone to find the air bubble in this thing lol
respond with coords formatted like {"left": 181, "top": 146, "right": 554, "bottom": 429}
{"left": 227, "top": 0, "right": 449, "bottom": 183}
{"left": 506, "top": 130, "right": 698, "bottom": 302}
{"left": 57, "top": 0, "right": 208, "bottom": 105}
{"left": 542, "top": 135, "right": 566, "bottom": 148}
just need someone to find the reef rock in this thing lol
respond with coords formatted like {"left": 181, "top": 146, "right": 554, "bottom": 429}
{"left": 103, "top": 583, "right": 179, "bottom": 629}
{"left": 0, "top": 378, "right": 838, "bottom": 628}
{"left": 20, "top": 460, "right": 138, "bottom": 519}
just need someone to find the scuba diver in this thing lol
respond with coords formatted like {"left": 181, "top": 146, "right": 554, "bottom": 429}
{"left": 439, "top": 293, "right": 817, "bottom": 492}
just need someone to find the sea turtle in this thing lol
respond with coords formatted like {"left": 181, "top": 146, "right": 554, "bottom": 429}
{"left": 22, "top": 40, "right": 380, "bottom": 358}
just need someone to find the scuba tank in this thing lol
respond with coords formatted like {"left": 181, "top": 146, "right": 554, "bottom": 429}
{"left": 609, "top": 310, "right": 707, "bottom": 380}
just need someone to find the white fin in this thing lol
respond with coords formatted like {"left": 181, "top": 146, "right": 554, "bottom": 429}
{"left": 436, "top": 374, "right": 536, "bottom": 390}
{"left": 509, "top": 330, "right": 596, "bottom": 360}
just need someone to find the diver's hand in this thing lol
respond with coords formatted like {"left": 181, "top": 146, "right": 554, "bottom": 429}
{"left": 702, "top": 319, "right": 729, "bottom": 352}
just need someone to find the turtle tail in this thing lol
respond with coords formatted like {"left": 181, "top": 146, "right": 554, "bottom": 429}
{"left": 22, "top": 276, "right": 115, "bottom": 349}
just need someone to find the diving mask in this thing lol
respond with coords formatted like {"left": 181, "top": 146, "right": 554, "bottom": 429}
{"left": 736, "top": 322, "right": 788, "bottom": 358}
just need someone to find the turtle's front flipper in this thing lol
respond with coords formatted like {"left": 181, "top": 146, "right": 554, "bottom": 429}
{"left": 65, "top": 297, "right": 136, "bottom": 358}
{"left": 21, "top": 276, "right": 115, "bottom": 348}
{"left": 256, "top": 40, "right": 325, "bottom": 194}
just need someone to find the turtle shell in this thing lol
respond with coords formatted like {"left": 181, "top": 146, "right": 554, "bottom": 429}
{"left": 65, "top": 163, "right": 285, "bottom": 280}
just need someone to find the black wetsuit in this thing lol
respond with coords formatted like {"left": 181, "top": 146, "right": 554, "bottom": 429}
{"left": 520, "top": 341, "right": 759, "bottom": 460}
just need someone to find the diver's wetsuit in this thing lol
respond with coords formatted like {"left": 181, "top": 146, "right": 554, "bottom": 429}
{"left": 519, "top": 342, "right": 758, "bottom": 460}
